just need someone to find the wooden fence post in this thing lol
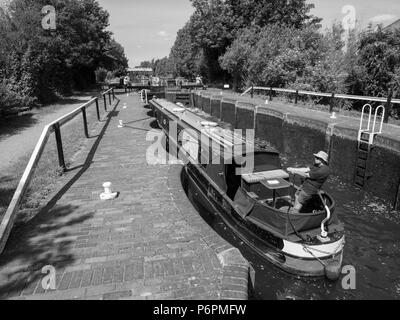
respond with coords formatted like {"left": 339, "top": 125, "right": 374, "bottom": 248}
{"left": 82, "top": 107, "right": 89, "bottom": 138}
{"left": 53, "top": 123, "right": 66, "bottom": 171}
{"left": 329, "top": 93, "right": 335, "bottom": 114}
{"left": 95, "top": 98, "right": 100, "bottom": 121}
{"left": 384, "top": 88, "right": 393, "bottom": 123}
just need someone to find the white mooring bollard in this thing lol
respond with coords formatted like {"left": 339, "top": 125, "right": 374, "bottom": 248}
{"left": 330, "top": 112, "right": 337, "bottom": 119}
{"left": 100, "top": 182, "right": 118, "bottom": 200}
{"left": 118, "top": 120, "right": 124, "bottom": 128}
{"left": 123, "top": 103, "right": 127, "bottom": 109}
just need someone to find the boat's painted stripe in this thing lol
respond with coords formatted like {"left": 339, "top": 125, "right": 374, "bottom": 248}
{"left": 282, "top": 238, "right": 345, "bottom": 259}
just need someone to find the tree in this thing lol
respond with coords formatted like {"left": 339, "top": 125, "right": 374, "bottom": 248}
{"left": 354, "top": 26, "right": 400, "bottom": 120}
{"left": 219, "top": 26, "right": 261, "bottom": 90}
{"left": 100, "top": 38, "right": 128, "bottom": 76}
{"left": 0, "top": 0, "right": 129, "bottom": 113}
{"left": 139, "top": 60, "right": 154, "bottom": 68}
{"left": 153, "top": 57, "right": 173, "bottom": 76}
{"left": 169, "top": 22, "right": 202, "bottom": 78}
{"left": 222, "top": 0, "right": 321, "bottom": 29}
{"left": 221, "top": 23, "right": 325, "bottom": 90}
{"left": 290, "top": 23, "right": 348, "bottom": 94}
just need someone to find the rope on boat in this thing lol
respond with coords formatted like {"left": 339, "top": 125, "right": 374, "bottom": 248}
{"left": 303, "top": 241, "right": 346, "bottom": 280}
{"left": 302, "top": 246, "right": 327, "bottom": 267}
{"left": 302, "top": 239, "right": 345, "bottom": 268}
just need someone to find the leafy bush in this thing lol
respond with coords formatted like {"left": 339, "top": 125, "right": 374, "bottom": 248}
{"left": 95, "top": 67, "right": 108, "bottom": 84}
{"left": 0, "top": 82, "right": 37, "bottom": 115}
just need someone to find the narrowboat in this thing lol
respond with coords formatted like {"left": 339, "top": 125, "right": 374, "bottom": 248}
{"left": 149, "top": 98, "right": 345, "bottom": 279}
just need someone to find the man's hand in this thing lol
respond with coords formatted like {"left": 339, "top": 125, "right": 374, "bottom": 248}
{"left": 287, "top": 167, "right": 310, "bottom": 178}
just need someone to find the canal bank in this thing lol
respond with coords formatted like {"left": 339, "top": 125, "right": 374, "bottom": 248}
{"left": 0, "top": 93, "right": 251, "bottom": 300}
{"left": 191, "top": 90, "right": 400, "bottom": 211}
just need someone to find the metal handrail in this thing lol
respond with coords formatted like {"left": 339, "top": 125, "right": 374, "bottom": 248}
{"left": 317, "top": 191, "right": 331, "bottom": 238}
{"left": 359, "top": 104, "right": 372, "bottom": 133}
{"left": 372, "top": 105, "right": 385, "bottom": 136}
{"left": 0, "top": 88, "right": 116, "bottom": 254}
{"left": 358, "top": 104, "right": 385, "bottom": 144}
{"left": 241, "top": 87, "right": 252, "bottom": 96}
{"left": 242, "top": 86, "right": 400, "bottom": 105}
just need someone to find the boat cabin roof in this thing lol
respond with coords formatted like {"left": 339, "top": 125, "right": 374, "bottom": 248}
{"left": 151, "top": 98, "right": 278, "bottom": 155}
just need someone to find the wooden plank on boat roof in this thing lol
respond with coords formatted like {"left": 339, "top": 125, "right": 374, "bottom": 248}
{"left": 153, "top": 99, "right": 255, "bottom": 150}
{"left": 207, "top": 130, "right": 234, "bottom": 148}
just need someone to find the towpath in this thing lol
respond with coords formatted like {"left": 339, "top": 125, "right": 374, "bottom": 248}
{"left": 0, "top": 93, "right": 249, "bottom": 300}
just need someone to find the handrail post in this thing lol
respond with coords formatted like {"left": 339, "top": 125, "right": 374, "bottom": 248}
{"left": 269, "top": 87, "right": 273, "bottom": 101}
{"left": 113, "top": 88, "right": 116, "bottom": 100}
{"left": 95, "top": 98, "right": 100, "bottom": 121}
{"left": 384, "top": 89, "right": 393, "bottom": 123}
{"left": 103, "top": 93, "right": 107, "bottom": 112}
{"left": 379, "top": 107, "right": 385, "bottom": 134}
{"left": 108, "top": 91, "right": 112, "bottom": 105}
{"left": 53, "top": 123, "right": 66, "bottom": 172}
{"left": 295, "top": 90, "right": 299, "bottom": 104}
{"left": 329, "top": 93, "right": 335, "bottom": 114}
{"left": 251, "top": 85, "right": 254, "bottom": 99}
{"left": 82, "top": 107, "right": 89, "bottom": 138}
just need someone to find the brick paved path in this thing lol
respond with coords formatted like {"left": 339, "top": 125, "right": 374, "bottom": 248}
{"left": 0, "top": 93, "right": 249, "bottom": 300}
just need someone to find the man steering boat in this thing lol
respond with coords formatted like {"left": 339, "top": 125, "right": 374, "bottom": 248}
{"left": 287, "top": 151, "right": 330, "bottom": 213}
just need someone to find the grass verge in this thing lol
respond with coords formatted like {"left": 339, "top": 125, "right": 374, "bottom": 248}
{"left": 0, "top": 91, "right": 113, "bottom": 224}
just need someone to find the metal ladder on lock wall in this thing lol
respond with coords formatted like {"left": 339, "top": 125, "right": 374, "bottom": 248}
{"left": 354, "top": 104, "right": 385, "bottom": 188}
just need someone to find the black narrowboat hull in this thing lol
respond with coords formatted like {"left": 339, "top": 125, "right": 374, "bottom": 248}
{"left": 150, "top": 98, "right": 345, "bottom": 278}
{"left": 184, "top": 160, "right": 344, "bottom": 278}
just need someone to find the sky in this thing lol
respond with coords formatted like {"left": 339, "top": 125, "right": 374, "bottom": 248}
{"left": 96, "top": 0, "right": 400, "bottom": 68}
{"left": 96, "top": 0, "right": 194, "bottom": 68}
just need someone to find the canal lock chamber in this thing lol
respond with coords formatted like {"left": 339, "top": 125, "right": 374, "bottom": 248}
{"left": 163, "top": 90, "right": 400, "bottom": 299}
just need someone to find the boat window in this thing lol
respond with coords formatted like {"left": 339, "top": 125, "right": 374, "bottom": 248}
{"left": 253, "top": 152, "right": 281, "bottom": 172}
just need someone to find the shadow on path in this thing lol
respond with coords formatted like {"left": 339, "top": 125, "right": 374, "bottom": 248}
{"left": 0, "top": 114, "right": 38, "bottom": 140}
{"left": 0, "top": 98, "right": 121, "bottom": 299}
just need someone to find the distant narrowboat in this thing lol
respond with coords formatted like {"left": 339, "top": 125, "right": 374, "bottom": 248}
{"left": 149, "top": 98, "right": 345, "bottom": 279}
